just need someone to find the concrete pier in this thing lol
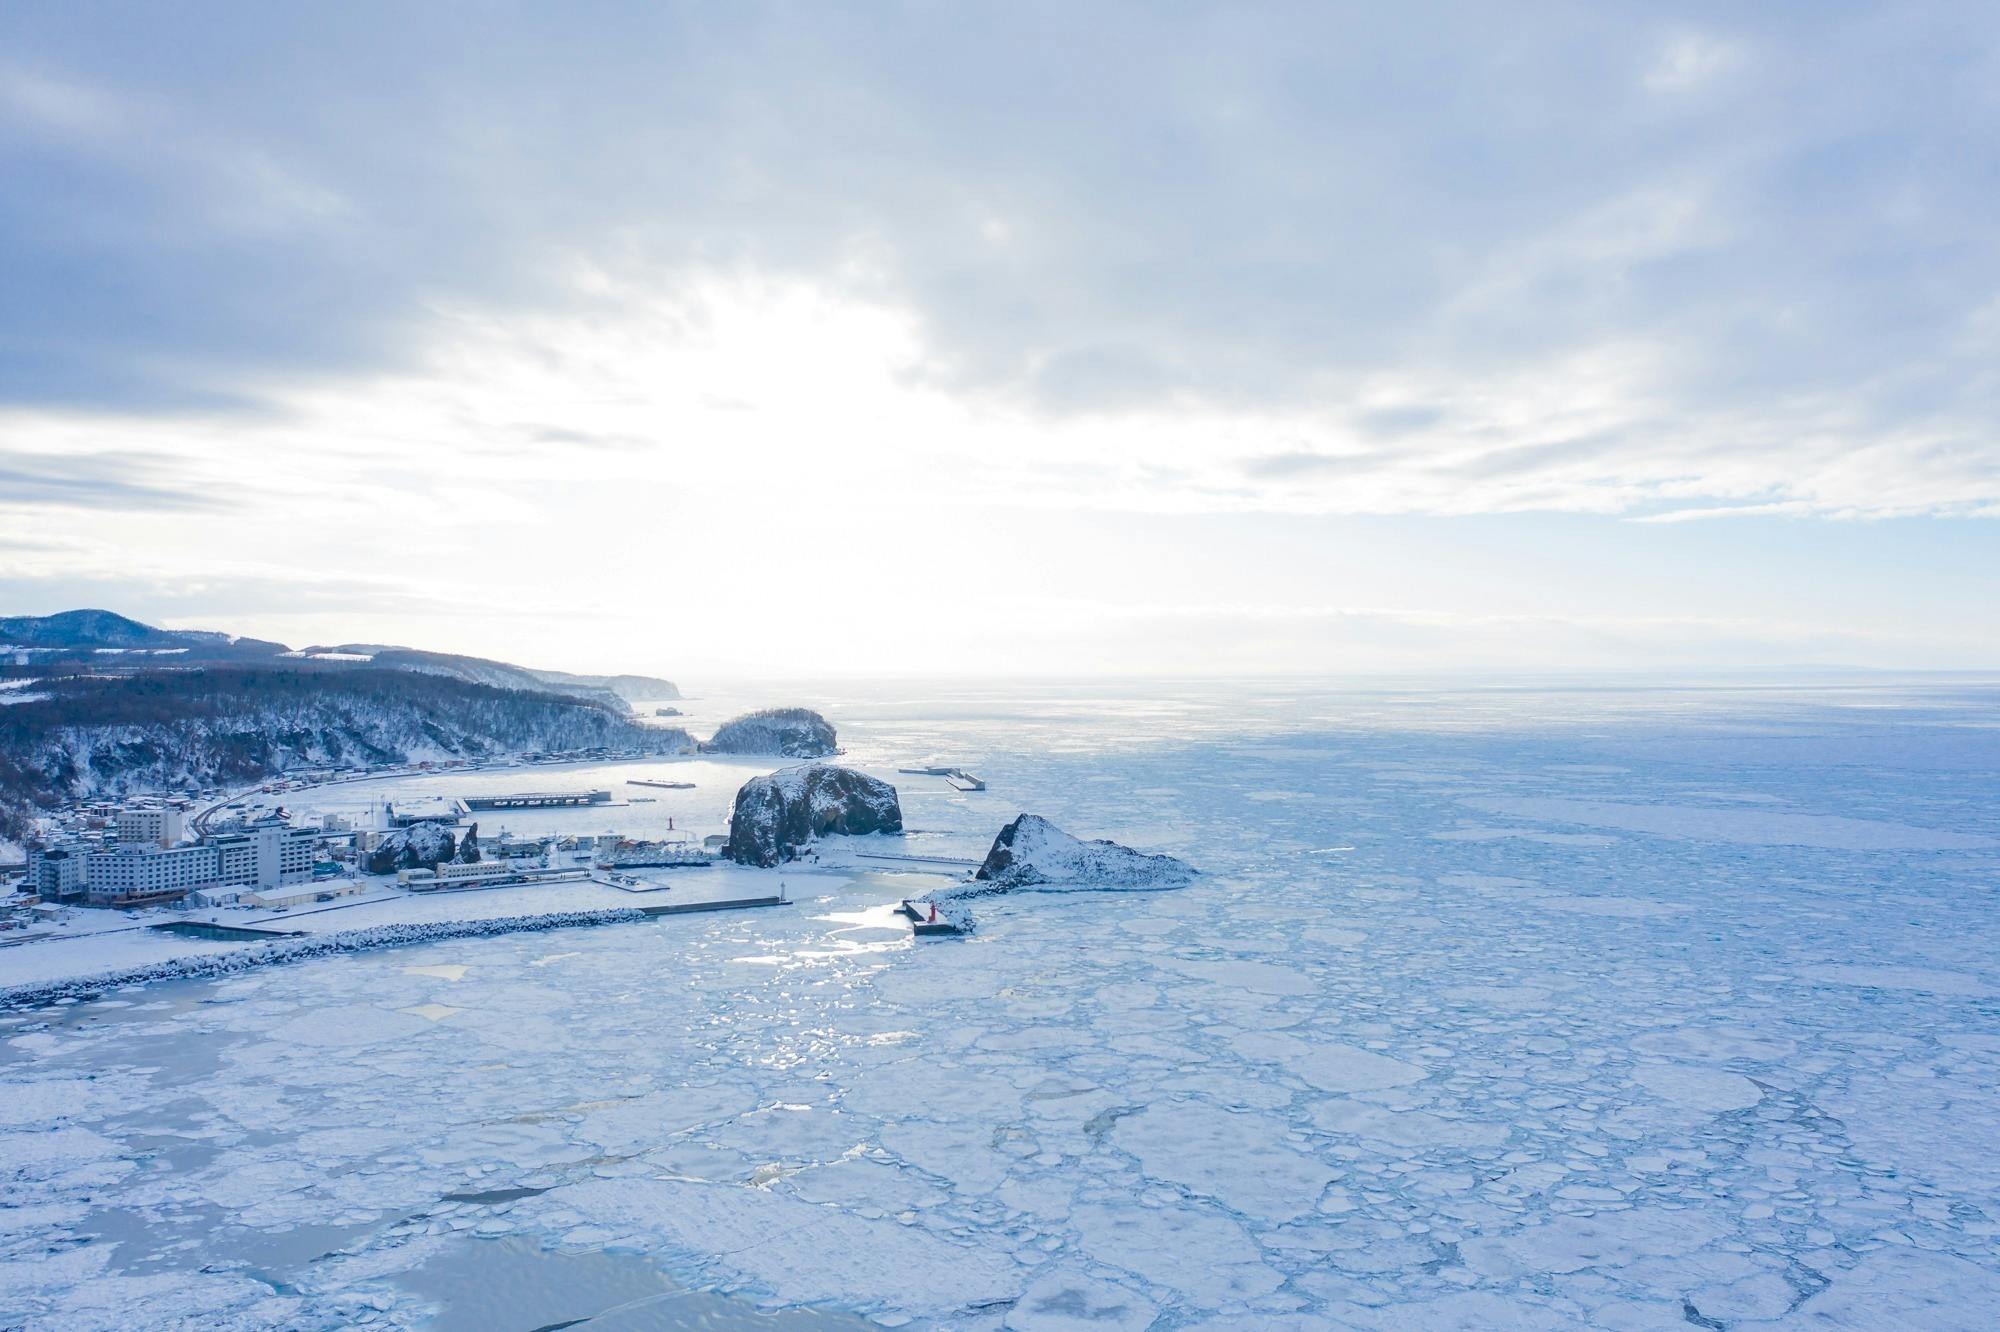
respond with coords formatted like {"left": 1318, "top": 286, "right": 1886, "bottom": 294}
{"left": 897, "top": 766, "right": 987, "bottom": 792}
{"left": 463, "top": 790, "right": 613, "bottom": 810}
{"left": 639, "top": 895, "right": 788, "bottom": 917}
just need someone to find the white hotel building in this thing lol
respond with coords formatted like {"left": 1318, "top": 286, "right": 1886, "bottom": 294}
{"left": 87, "top": 844, "right": 222, "bottom": 906}
{"left": 56, "top": 823, "right": 322, "bottom": 907}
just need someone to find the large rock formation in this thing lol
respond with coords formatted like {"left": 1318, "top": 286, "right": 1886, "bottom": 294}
{"left": 910, "top": 816, "right": 1194, "bottom": 935}
{"left": 365, "top": 821, "right": 460, "bottom": 875}
{"left": 972, "top": 815, "right": 1196, "bottom": 891}
{"left": 702, "top": 708, "right": 838, "bottom": 758}
{"left": 723, "top": 763, "right": 901, "bottom": 867}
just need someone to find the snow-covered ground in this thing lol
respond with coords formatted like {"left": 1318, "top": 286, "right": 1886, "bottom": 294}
{"left": 0, "top": 866, "right": 818, "bottom": 998}
{"left": 3, "top": 677, "right": 1999, "bottom": 1329}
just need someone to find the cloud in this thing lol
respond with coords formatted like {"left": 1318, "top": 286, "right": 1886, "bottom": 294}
{"left": 1646, "top": 34, "right": 1746, "bottom": 92}
{"left": 1240, "top": 450, "right": 1381, "bottom": 480}
{"left": 0, "top": 6, "right": 1990, "bottom": 447}
{"left": 0, "top": 562, "right": 485, "bottom": 650}
{"left": 1355, "top": 406, "right": 1446, "bottom": 439}
{"left": 1634, "top": 500, "right": 1815, "bottom": 524}
{"left": 972, "top": 597, "right": 2000, "bottom": 675}
{"left": 0, "top": 4, "right": 1996, "bottom": 677}
{"left": 523, "top": 425, "right": 648, "bottom": 450}
{"left": 0, "top": 450, "right": 223, "bottom": 512}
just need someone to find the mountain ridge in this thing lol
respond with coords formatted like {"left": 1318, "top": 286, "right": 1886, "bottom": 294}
{"left": 0, "top": 667, "right": 694, "bottom": 845}
{"left": 0, "top": 610, "right": 679, "bottom": 706}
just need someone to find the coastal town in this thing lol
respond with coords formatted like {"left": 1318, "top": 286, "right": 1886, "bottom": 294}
{"left": 9, "top": 782, "right": 719, "bottom": 914}
{"left": 0, "top": 757, "right": 764, "bottom": 986}
{"left": 0, "top": 716, "right": 1196, "bottom": 1007}
{"left": 0, "top": 699, "right": 887, "bottom": 981}
{"left": 0, "top": 675, "right": 1189, "bottom": 1007}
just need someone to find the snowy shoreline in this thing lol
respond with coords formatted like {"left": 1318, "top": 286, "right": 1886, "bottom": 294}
{"left": 0, "top": 908, "right": 648, "bottom": 1008}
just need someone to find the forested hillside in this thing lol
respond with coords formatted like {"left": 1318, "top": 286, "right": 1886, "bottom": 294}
{"left": 0, "top": 668, "right": 693, "bottom": 841}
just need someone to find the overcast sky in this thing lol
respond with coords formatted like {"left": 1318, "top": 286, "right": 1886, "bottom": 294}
{"left": 2, "top": 3, "right": 1996, "bottom": 679}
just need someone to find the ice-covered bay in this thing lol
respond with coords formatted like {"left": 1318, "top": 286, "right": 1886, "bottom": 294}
{"left": 3, "top": 679, "right": 1998, "bottom": 1329}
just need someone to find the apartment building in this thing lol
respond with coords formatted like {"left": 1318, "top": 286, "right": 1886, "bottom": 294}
{"left": 25, "top": 846, "right": 88, "bottom": 902}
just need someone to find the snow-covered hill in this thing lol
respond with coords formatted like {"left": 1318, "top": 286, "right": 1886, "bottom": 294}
{"left": 0, "top": 609, "right": 679, "bottom": 709}
{"left": 303, "top": 646, "right": 679, "bottom": 708}
{"left": 702, "top": 708, "right": 838, "bottom": 758}
{"left": 0, "top": 668, "right": 694, "bottom": 828}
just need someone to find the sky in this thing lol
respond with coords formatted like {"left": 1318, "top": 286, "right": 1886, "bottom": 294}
{"left": 2, "top": 3, "right": 1997, "bottom": 680}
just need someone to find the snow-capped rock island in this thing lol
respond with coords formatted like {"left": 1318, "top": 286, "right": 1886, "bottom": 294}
{"left": 911, "top": 816, "right": 1196, "bottom": 935}
{"left": 364, "top": 820, "right": 478, "bottom": 875}
{"left": 722, "top": 763, "right": 902, "bottom": 867}
{"left": 701, "top": 708, "right": 838, "bottom": 758}
{"left": 971, "top": 814, "right": 1196, "bottom": 891}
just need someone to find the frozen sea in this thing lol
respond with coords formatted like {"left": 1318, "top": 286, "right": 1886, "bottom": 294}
{"left": 4, "top": 677, "right": 2000, "bottom": 1330}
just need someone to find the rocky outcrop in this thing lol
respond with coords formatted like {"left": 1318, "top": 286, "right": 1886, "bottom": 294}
{"left": 702, "top": 708, "right": 837, "bottom": 758}
{"left": 723, "top": 764, "right": 901, "bottom": 867}
{"left": 972, "top": 815, "right": 1196, "bottom": 891}
{"left": 365, "top": 821, "right": 459, "bottom": 875}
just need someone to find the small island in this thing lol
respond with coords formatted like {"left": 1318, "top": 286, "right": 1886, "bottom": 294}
{"left": 972, "top": 814, "right": 1196, "bottom": 891}
{"left": 701, "top": 707, "right": 839, "bottom": 758}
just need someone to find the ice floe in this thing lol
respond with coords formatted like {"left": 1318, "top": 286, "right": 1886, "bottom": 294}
{"left": 3, "top": 680, "right": 1997, "bottom": 1328}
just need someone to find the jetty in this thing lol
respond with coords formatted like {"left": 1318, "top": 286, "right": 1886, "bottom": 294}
{"left": 639, "top": 895, "right": 787, "bottom": 917}
{"left": 858, "top": 852, "right": 981, "bottom": 868}
{"left": 897, "top": 766, "right": 987, "bottom": 792}
{"left": 463, "top": 789, "right": 612, "bottom": 810}
{"left": 897, "top": 898, "right": 969, "bottom": 937}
